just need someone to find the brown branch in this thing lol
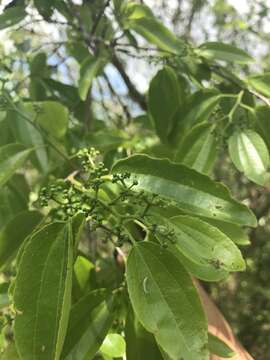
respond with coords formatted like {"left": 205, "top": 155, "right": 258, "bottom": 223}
{"left": 112, "top": 55, "right": 147, "bottom": 111}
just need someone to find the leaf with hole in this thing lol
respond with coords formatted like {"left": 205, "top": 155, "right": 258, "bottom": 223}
{"left": 112, "top": 154, "right": 257, "bottom": 227}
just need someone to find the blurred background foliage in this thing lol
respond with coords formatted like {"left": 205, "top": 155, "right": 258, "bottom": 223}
{"left": 0, "top": 0, "right": 270, "bottom": 358}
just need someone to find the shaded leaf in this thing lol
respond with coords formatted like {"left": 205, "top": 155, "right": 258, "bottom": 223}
{"left": 0, "top": 6, "right": 26, "bottom": 30}
{"left": 0, "top": 342, "right": 20, "bottom": 360}
{"left": 255, "top": 105, "right": 270, "bottom": 152}
{"left": 25, "top": 101, "right": 69, "bottom": 139}
{"left": 125, "top": 307, "right": 164, "bottom": 360}
{"left": 208, "top": 333, "right": 235, "bottom": 358}
{"left": 0, "top": 143, "right": 33, "bottom": 188}
{"left": 175, "top": 122, "right": 218, "bottom": 174}
{"left": 14, "top": 222, "right": 73, "bottom": 360}
{"left": 126, "top": 241, "right": 209, "bottom": 360}
{"left": 0, "top": 210, "right": 42, "bottom": 269}
{"left": 170, "top": 90, "right": 220, "bottom": 143}
{"left": 63, "top": 289, "right": 115, "bottom": 360}
{"left": 148, "top": 66, "right": 183, "bottom": 143}
{"left": 79, "top": 56, "right": 105, "bottom": 101}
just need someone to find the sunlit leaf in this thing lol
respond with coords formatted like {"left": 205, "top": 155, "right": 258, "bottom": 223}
{"left": 198, "top": 42, "right": 253, "bottom": 63}
{"left": 228, "top": 129, "right": 270, "bottom": 186}
{"left": 112, "top": 154, "right": 257, "bottom": 226}
{"left": 126, "top": 241, "right": 209, "bottom": 360}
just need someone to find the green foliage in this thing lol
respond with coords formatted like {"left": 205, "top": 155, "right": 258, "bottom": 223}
{"left": 0, "top": 1, "right": 269, "bottom": 359}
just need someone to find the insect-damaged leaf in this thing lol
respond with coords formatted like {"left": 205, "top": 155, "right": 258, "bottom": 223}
{"left": 13, "top": 222, "right": 73, "bottom": 360}
{"left": 166, "top": 216, "right": 245, "bottom": 280}
{"left": 126, "top": 241, "right": 209, "bottom": 360}
{"left": 112, "top": 154, "right": 257, "bottom": 227}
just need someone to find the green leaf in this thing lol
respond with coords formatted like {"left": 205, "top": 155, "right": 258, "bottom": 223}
{"left": 0, "top": 143, "right": 33, "bottom": 188}
{"left": 63, "top": 289, "right": 115, "bottom": 360}
{"left": 8, "top": 109, "right": 49, "bottom": 172}
{"left": 248, "top": 73, "right": 270, "bottom": 97}
{"left": 125, "top": 307, "right": 164, "bottom": 360}
{"left": 171, "top": 90, "right": 220, "bottom": 143}
{"left": 175, "top": 123, "right": 218, "bottom": 174}
{"left": 205, "top": 219, "right": 250, "bottom": 246}
{"left": 0, "top": 6, "right": 26, "bottom": 30}
{"left": 167, "top": 215, "right": 245, "bottom": 273}
{"left": 0, "top": 210, "right": 42, "bottom": 269}
{"left": 79, "top": 56, "right": 105, "bottom": 101}
{"left": 112, "top": 154, "right": 257, "bottom": 227}
{"left": 0, "top": 342, "right": 20, "bottom": 360}
{"left": 255, "top": 105, "right": 270, "bottom": 152}
{"left": 0, "top": 175, "right": 29, "bottom": 229}
{"left": 198, "top": 42, "right": 253, "bottom": 63}
{"left": 25, "top": 101, "right": 69, "bottom": 139}
{"left": 124, "top": 4, "right": 185, "bottom": 55}
{"left": 208, "top": 333, "right": 235, "bottom": 358}
{"left": 14, "top": 222, "right": 73, "bottom": 360}
{"left": 34, "top": 0, "right": 54, "bottom": 19}
{"left": 74, "top": 255, "right": 94, "bottom": 293}
{"left": 100, "top": 334, "right": 126, "bottom": 358}
{"left": 228, "top": 129, "right": 270, "bottom": 186}
{"left": 148, "top": 66, "right": 183, "bottom": 143}
{"left": 126, "top": 241, "right": 209, "bottom": 360}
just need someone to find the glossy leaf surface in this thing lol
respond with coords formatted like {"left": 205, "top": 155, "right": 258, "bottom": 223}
{"left": 112, "top": 154, "right": 257, "bottom": 226}
{"left": 126, "top": 241, "right": 209, "bottom": 360}
{"left": 228, "top": 129, "right": 270, "bottom": 186}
